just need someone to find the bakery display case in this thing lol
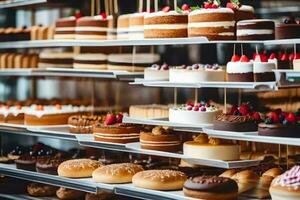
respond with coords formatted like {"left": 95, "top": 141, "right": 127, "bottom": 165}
{"left": 0, "top": 0, "right": 300, "bottom": 200}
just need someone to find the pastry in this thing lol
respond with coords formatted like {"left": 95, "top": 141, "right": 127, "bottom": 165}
{"left": 183, "top": 175, "right": 238, "bottom": 200}
{"left": 270, "top": 165, "right": 300, "bottom": 200}
{"left": 140, "top": 126, "right": 181, "bottom": 152}
{"left": 68, "top": 115, "right": 104, "bottom": 134}
{"left": 93, "top": 113, "right": 141, "bottom": 143}
{"left": 183, "top": 134, "right": 240, "bottom": 161}
{"left": 92, "top": 163, "right": 144, "bottom": 183}
{"left": 56, "top": 187, "right": 85, "bottom": 200}
{"left": 27, "top": 183, "right": 58, "bottom": 197}
{"left": 237, "top": 19, "right": 275, "bottom": 40}
{"left": 129, "top": 104, "right": 169, "bottom": 119}
{"left": 144, "top": 8, "right": 188, "bottom": 38}
{"left": 85, "top": 191, "right": 114, "bottom": 200}
{"left": 275, "top": 17, "right": 300, "bottom": 39}
{"left": 107, "top": 53, "right": 160, "bottom": 72}
{"left": 213, "top": 103, "right": 261, "bottom": 132}
{"left": 75, "top": 15, "right": 108, "bottom": 40}
{"left": 169, "top": 64, "right": 225, "bottom": 83}
{"left": 38, "top": 51, "right": 74, "bottom": 69}
{"left": 144, "top": 64, "right": 169, "bottom": 81}
{"left": 73, "top": 53, "right": 107, "bottom": 70}
{"left": 0, "top": 105, "right": 26, "bottom": 124}
{"left": 132, "top": 169, "right": 187, "bottom": 190}
{"left": 15, "top": 154, "right": 37, "bottom": 171}
{"left": 227, "top": 55, "right": 254, "bottom": 82}
{"left": 54, "top": 17, "right": 76, "bottom": 39}
{"left": 169, "top": 102, "right": 221, "bottom": 125}
{"left": 58, "top": 159, "right": 101, "bottom": 178}
{"left": 188, "top": 2, "right": 235, "bottom": 40}
{"left": 117, "top": 14, "right": 131, "bottom": 39}
{"left": 128, "top": 12, "right": 145, "bottom": 39}
{"left": 36, "top": 155, "right": 66, "bottom": 175}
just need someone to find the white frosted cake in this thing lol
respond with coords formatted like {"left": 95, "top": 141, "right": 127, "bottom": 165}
{"left": 169, "top": 64, "right": 225, "bottom": 83}
{"left": 169, "top": 103, "right": 221, "bottom": 125}
{"left": 129, "top": 12, "right": 145, "bottom": 39}
{"left": 144, "top": 64, "right": 169, "bottom": 81}
{"left": 253, "top": 61, "right": 276, "bottom": 82}
{"left": 227, "top": 56, "right": 254, "bottom": 82}
{"left": 73, "top": 53, "right": 107, "bottom": 69}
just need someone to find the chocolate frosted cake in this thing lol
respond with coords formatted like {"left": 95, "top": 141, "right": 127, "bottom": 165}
{"left": 36, "top": 155, "right": 65, "bottom": 175}
{"left": 237, "top": 19, "right": 275, "bottom": 40}
{"left": 275, "top": 17, "right": 300, "bottom": 39}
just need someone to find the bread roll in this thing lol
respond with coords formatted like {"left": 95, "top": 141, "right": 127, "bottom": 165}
{"left": 56, "top": 187, "right": 84, "bottom": 200}
{"left": 231, "top": 170, "right": 260, "bottom": 194}
{"left": 58, "top": 159, "right": 101, "bottom": 178}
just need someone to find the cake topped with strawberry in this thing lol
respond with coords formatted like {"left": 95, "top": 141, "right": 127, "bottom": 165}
{"left": 258, "top": 109, "right": 300, "bottom": 137}
{"left": 214, "top": 103, "right": 262, "bottom": 132}
{"left": 253, "top": 53, "right": 276, "bottom": 82}
{"left": 227, "top": 54, "right": 254, "bottom": 82}
{"left": 226, "top": 0, "right": 255, "bottom": 21}
{"left": 188, "top": 0, "right": 235, "bottom": 40}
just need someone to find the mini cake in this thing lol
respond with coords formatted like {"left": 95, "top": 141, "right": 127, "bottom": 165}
{"left": 270, "top": 165, "right": 300, "bottom": 200}
{"left": 234, "top": 5, "right": 255, "bottom": 21}
{"left": 27, "top": 183, "right": 58, "bottom": 197}
{"left": 169, "top": 64, "right": 225, "bottom": 83}
{"left": 107, "top": 53, "right": 160, "bottom": 72}
{"left": 269, "top": 53, "right": 291, "bottom": 69}
{"left": 38, "top": 52, "right": 74, "bottom": 69}
{"left": 75, "top": 15, "right": 108, "bottom": 40}
{"left": 68, "top": 115, "right": 104, "bottom": 134}
{"left": 93, "top": 113, "right": 141, "bottom": 143}
{"left": 213, "top": 103, "right": 261, "bottom": 132}
{"left": 15, "top": 154, "right": 37, "bottom": 171}
{"left": 183, "top": 134, "right": 240, "bottom": 161}
{"left": 92, "top": 163, "right": 144, "bottom": 183}
{"left": 183, "top": 175, "right": 238, "bottom": 200}
{"left": 188, "top": 2, "right": 235, "bottom": 40}
{"left": 144, "top": 8, "right": 188, "bottom": 38}
{"left": 0, "top": 105, "right": 26, "bottom": 124}
{"left": 253, "top": 55, "right": 276, "bottom": 82}
{"left": 36, "top": 155, "right": 65, "bottom": 175}
{"left": 227, "top": 55, "right": 254, "bottom": 82}
{"left": 24, "top": 104, "right": 88, "bottom": 126}
{"left": 54, "top": 17, "right": 76, "bottom": 39}
{"left": 117, "top": 14, "right": 131, "bottom": 39}
{"left": 73, "top": 53, "right": 107, "bottom": 69}
{"left": 133, "top": 170, "right": 187, "bottom": 191}
{"left": 275, "top": 17, "right": 300, "bottom": 39}
{"left": 169, "top": 102, "right": 221, "bottom": 125}
{"left": 237, "top": 19, "right": 275, "bottom": 40}
{"left": 140, "top": 126, "right": 181, "bottom": 152}
{"left": 258, "top": 110, "right": 300, "bottom": 137}
{"left": 129, "top": 12, "right": 145, "bottom": 39}
{"left": 144, "top": 64, "right": 169, "bottom": 81}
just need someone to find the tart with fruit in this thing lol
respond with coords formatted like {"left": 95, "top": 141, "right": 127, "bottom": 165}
{"left": 144, "top": 64, "right": 169, "bottom": 81}
{"left": 258, "top": 109, "right": 300, "bottom": 137}
{"left": 68, "top": 114, "right": 105, "bottom": 134}
{"left": 169, "top": 101, "right": 221, "bottom": 125}
{"left": 275, "top": 17, "right": 300, "bottom": 40}
{"left": 93, "top": 113, "right": 141, "bottom": 143}
{"left": 213, "top": 103, "right": 262, "bottom": 132}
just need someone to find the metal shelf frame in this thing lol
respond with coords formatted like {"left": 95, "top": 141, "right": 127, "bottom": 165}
{"left": 0, "top": 0, "right": 46, "bottom": 8}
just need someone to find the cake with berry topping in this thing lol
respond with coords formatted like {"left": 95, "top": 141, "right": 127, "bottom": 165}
{"left": 258, "top": 109, "right": 300, "bottom": 137}
{"left": 169, "top": 102, "right": 221, "bottom": 125}
{"left": 188, "top": 1, "right": 235, "bottom": 40}
{"left": 227, "top": 55, "right": 254, "bottom": 82}
{"left": 275, "top": 17, "right": 300, "bottom": 39}
{"left": 140, "top": 126, "right": 181, "bottom": 152}
{"left": 54, "top": 17, "right": 77, "bottom": 40}
{"left": 269, "top": 53, "right": 290, "bottom": 69}
{"left": 169, "top": 64, "right": 225, "bottom": 83}
{"left": 144, "top": 6, "right": 188, "bottom": 38}
{"left": 0, "top": 105, "right": 27, "bottom": 124}
{"left": 213, "top": 103, "right": 261, "bottom": 132}
{"left": 237, "top": 19, "right": 275, "bottom": 40}
{"left": 183, "top": 133, "right": 240, "bottom": 160}
{"left": 129, "top": 12, "right": 145, "bottom": 39}
{"left": 75, "top": 14, "right": 108, "bottom": 40}
{"left": 144, "top": 64, "right": 169, "bottom": 81}
{"left": 226, "top": 1, "right": 255, "bottom": 21}
{"left": 93, "top": 113, "right": 141, "bottom": 143}
{"left": 253, "top": 54, "right": 276, "bottom": 82}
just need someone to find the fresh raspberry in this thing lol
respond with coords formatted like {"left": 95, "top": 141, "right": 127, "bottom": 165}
{"left": 239, "top": 104, "right": 250, "bottom": 115}
{"left": 200, "top": 107, "right": 206, "bottom": 112}
{"left": 193, "top": 106, "right": 199, "bottom": 111}
{"left": 100, "top": 12, "right": 107, "bottom": 19}
{"left": 187, "top": 105, "right": 193, "bottom": 111}
{"left": 270, "top": 112, "right": 280, "bottom": 123}
{"left": 231, "top": 55, "right": 240, "bottom": 62}
{"left": 286, "top": 113, "right": 296, "bottom": 123}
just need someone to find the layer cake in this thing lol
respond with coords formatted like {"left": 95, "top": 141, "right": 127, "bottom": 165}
{"left": 117, "top": 14, "right": 131, "bottom": 39}
{"left": 54, "top": 17, "right": 76, "bottom": 40}
{"left": 73, "top": 53, "right": 107, "bottom": 69}
{"left": 275, "top": 17, "right": 300, "bottom": 39}
{"left": 129, "top": 13, "right": 145, "bottom": 39}
{"left": 237, "top": 19, "right": 275, "bottom": 40}
{"left": 38, "top": 52, "right": 74, "bottom": 69}
{"left": 227, "top": 55, "right": 254, "bottom": 82}
{"left": 75, "top": 15, "right": 108, "bottom": 40}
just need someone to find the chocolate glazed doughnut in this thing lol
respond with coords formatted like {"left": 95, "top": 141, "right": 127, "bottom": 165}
{"left": 183, "top": 176, "right": 238, "bottom": 200}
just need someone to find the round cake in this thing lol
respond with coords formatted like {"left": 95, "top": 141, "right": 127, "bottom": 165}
{"left": 54, "top": 17, "right": 76, "bottom": 40}
{"left": 188, "top": 6, "right": 235, "bottom": 40}
{"left": 132, "top": 169, "right": 187, "bottom": 190}
{"left": 169, "top": 103, "right": 221, "bottom": 125}
{"left": 36, "top": 155, "right": 65, "bottom": 175}
{"left": 227, "top": 55, "right": 254, "bottom": 82}
{"left": 38, "top": 51, "right": 74, "bottom": 69}
{"left": 129, "top": 12, "right": 145, "bottom": 39}
{"left": 68, "top": 114, "right": 104, "bottom": 134}
{"left": 275, "top": 17, "right": 300, "bottom": 39}
{"left": 237, "top": 19, "right": 275, "bottom": 40}
{"left": 117, "top": 14, "right": 131, "bottom": 39}
{"left": 92, "top": 163, "right": 144, "bottom": 184}
{"left": 183, "top": 134, "right": 240, "bottom": 161}
{"left": 169, "top": 64, "right": 225, "bottom": 83}
{"left": 183, "top": 175, "right": 238, "bottom": 200}
{"left": 234, "top": 5, "right": 255, "bottom": 21}
{"left": 253, "top": 55, "right": 276, "bottom": 82}
{"left": 144, "top": 64, "right": 169, "bottom": 81}
{"left": 73, "top": 53, "right": 107, "bottom": 70}
{"left": 144, "top": 10, "right": 188, "bottom": 38}
{"left": 75, "top": 15, "right": 108, "bottom": 40}
{"left": 140, "top": 126, "right": 181, "bottom": 152}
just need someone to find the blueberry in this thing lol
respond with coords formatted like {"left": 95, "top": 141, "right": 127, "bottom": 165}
{"left": 37, "top": 149, "right": 45, "bottom": 156}
{"left": 284, "top": 17, "right": 296, "bottom": 24}
{"left": 233, "top": 110, "right": 240, "bottom": 116}
{"left": 283, "top": 119, "right": 290, "bottom": 126}
{"left": 265, "top": 118, "right": 273, "bottom": 124}
{"left": 279, "top": 114, "right": 285, "bottom": 123}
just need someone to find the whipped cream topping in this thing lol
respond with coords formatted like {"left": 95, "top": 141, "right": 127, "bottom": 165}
{"left": 278, "top": 165, "right": 300, "bottom": 186}
{"left": 188, "top": 21, "right": 235, "bottom": 28}
{"left": 189, "top": 8, "right": 234, "bottom": 16}
{"left": 145, "top": 10, "right": 188, "bottom": 18}
{"left": 173, "top": 64, "right": 223, "bottom": 71}
{"left": 239, "top": 5, "right": 254, "bottom": 12}
{"left": 174, "top": 104, "right": 218, "bottom": 112}
{"left": 0, "top": 106, "right": 28, "bottom": 117}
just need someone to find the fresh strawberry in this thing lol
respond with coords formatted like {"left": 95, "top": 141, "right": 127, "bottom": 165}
{"left": 295, "top": 53, "right": 300, "bottom": 59}
{"left": 211, "top": 3, "right": 219, "bottom": 8}
{"left": 162, "top": 6, "right": 171, "bottom": 12}
{"left": 261, "top": 54, "right": 268, "bottom": 62}
{"left": 252, "top": 112, "right": 261, "bottom": 121}
{"left": 231, "top": 54, "right": 240, "bottom": 62}
{"left": 36, "top": 105, "right": 44, "bottom": 111}
{"left": 226, "top": 2, "right": 236, "bottom": 11}
{"left": 281, "top": 53, "right": 289, "bottom": 61}
{"left": 230, "top": 105, "right": 238, "bottom": 115}
{"left": 203, "top": 2, "right": 212, "bottom": 9}
{"left": 55, "top": 104, "right": 62, "bottom": 110}
{"left": 286, "top": 113, "right": 296, "bottom": 123}
{"left": 181, "top": 4, "right": 190, "bottom": 11}
{"left": 100, "top": 12, "right": 107, "bottom": 19}
{"left": 116, "top": 113, "right": 123, "bottom": 123}
{"left": 289, "top": 53, "right": 295, "bottom": 61}
{"left": 104, "top": 114, "right": 116, "bottom": 125}
{"left": 297, "top": 20, "right": 300, "bottom": 25}
{"left": 270, "top": 112, "right": 280, "bottom": 123}
{"left": 269, "top": 53, "right": 277, "bottom": 59}
{"left": 252, "top": 53, "right": 258, "bottom": 60}
{"left": 239, "top": 104, "right": 250, "bottom": 116}
{"left": 74, "top": 10, "right": 82, "bottom": 19}
{"left": 240, "top": 55, "right": 250, "bottom": 62}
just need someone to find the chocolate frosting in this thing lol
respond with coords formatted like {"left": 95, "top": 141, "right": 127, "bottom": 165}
{"left": 184, "top": 175, "right": 238, "bottom": 192}
{"left": 215, "top": 113, "right": 253, "bottom": 123}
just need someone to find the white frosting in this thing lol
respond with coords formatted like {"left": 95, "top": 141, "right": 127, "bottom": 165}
{"left": 239, "top": 5, "right": 254, "bottom": 12}
{"left": 55, "top": 27, "right": 76, "bottom": 32}
{"left": 227, "top": 62, "right": 253, "bottom": 73}
{"left": 218, "top": 32, "right": 235, "bottom": 36}
{"left": 253, "top": 62, "right": 275, "bottom": 73}
{"left": 188, "top": 21, "right": 235, "bottom": 28}
{"left": 145, "top": 10, "right": 188, "bottom": 18}
{"left": 237, "top": 19, "right": 274, "bottom": 25}
{"left": 130, "top": 12, "right": 147, "bottom": 18}
{"left": 0, "top": 106, "right": 28, "bottom": 117}
{"left": 74, "top": 53, "right": 107, "bottom": 61}
{"left": 144, "top": 24, "right": 187, "bottom": 30}
{"left": 128, "top": 32, "right": 144, "bottom": 40}
{"left": 75, "top": 27, "right": 108, "bottom": 32}
{"left": 144, "top": 68, "right": 169, "bottom": 81}
{"left": 108, "top": 53, "right": 160, "bottom": 64}
{"left": 237, "top": 29, "right": 274, "bottom": 36}
{"left": 129, "top": 26, "right": 144, "bottom": 32}
{"left": 293, "top": 59, "right": 300, "bottom": 70}
{"left": 189, "top": 8, "right": 234, "bottom": 16}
